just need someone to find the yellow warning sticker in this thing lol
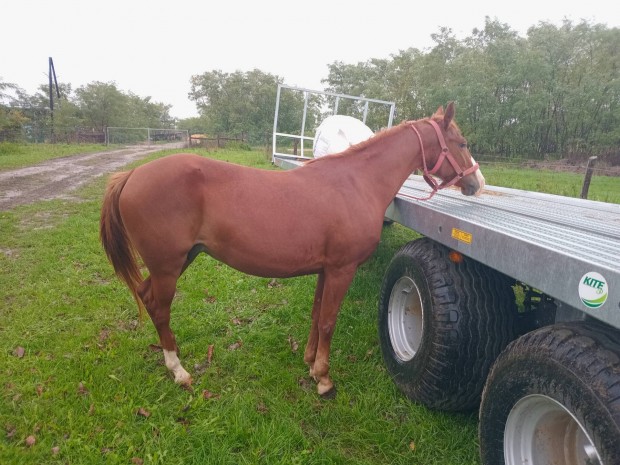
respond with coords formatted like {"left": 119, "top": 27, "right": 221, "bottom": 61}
{"left": 451, "top": 228, "right": 473, "bottom": 244}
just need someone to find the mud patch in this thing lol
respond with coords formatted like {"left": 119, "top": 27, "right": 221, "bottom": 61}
{"left": 0, "top": 143, "right": 185, "bottom": 212}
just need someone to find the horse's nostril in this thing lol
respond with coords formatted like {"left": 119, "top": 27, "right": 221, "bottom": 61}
{"left": 461, "top": 183, "right": 478, "bottom": 196}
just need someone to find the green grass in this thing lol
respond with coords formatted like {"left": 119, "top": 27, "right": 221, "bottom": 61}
{"left": 0, "top": 143, "right": 112, "bottom": 170}
{"left": 1, "top": 147, "right": 618, "bottom": 465}
{"left": 481, "top": 164, "right": 620, "bottom": 204}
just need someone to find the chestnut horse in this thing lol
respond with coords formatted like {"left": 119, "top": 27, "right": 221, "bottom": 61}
{"left": 100, "top": 103, "right": 484, "bottom": 397}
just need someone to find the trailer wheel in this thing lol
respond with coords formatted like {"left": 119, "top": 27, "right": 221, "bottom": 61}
{"left": 479, "top": 321, "right": 620, "bottom": 465}
{"left": 378, "top": 237, "right": 517, "bottom": 411}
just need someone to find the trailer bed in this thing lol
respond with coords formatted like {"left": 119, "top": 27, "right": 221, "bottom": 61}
{"left": 274, "top": 156, "right": 620, "bottom": 329}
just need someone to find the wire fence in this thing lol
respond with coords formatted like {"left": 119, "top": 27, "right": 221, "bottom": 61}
{"left": 1, "top": 126, "right": 618, "bottom": 177}
{"left": 477, "top": 156, "right": 620, "bottom": 177}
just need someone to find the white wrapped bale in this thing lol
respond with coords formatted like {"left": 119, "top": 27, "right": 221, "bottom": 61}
{"left": 312, "top": 115, "right": 374, "bottom": 158}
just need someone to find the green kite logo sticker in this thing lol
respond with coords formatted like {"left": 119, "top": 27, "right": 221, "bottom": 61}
{"left": 579, "top": 272, "right": 608, "bottom": 309}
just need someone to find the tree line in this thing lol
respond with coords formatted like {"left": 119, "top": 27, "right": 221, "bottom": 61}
{"left": 2, "top": 18, "right": 619, "bottom": 160}
{"left": 321, "top": 18, "right": 620, "bottom": 160}
{"left": 0, "top": 81, "right": 175, "bottom": 143}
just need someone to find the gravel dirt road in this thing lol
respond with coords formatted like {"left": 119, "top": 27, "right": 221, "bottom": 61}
{"left": 0, "top": 143, "right": 185, "bottom": 211}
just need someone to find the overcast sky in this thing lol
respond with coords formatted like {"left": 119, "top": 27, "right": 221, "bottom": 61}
{"left": 2, "top": 0, "right": 618, "bottom": 119}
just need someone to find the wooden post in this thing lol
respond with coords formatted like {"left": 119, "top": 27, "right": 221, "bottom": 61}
{"left": 580, "top": 156, "right": 597, "bottom": 199}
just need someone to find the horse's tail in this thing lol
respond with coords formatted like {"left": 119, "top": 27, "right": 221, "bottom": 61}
{"left": 99, "top": 170, "right": 145, "bottom": 318}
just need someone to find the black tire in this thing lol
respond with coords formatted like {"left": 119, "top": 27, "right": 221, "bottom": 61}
{"left": 378, "top": 237, "right": 517, "bottom": 411}
{"left": 479, "top": 321, "right": 620, "bottom": 465}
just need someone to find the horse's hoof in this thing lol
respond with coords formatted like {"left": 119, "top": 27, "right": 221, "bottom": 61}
{"left": 319, "top": 385, "right": 337, "bottom": 400}
{"left": 174, "top": 372, "right": 193, "bottom": 386}
{"left": 180, "top": 382, "right": 194, "bottom": 393}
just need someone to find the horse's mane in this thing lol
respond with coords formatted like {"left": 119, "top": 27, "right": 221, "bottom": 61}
{"left": 303, "top": 119, "right": 414, "bottom": 165}
{"left": 302, "top": 113, "right": 461, "bottom": 166}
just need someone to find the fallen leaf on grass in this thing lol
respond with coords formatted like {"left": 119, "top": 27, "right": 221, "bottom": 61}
{"left": 288, "top": 335, "right": 299, "bottom": 353}
{"left": 6, "top": 426, "right": 16, "bottom": 439}
{"left": 204, "top": 289, "right": 217, "bottom": 304}
{"left": 148, "top": 344, "right": 162, "bottom": 352}
{"left": 13, "top": 346, "right": 25, "bottom": 358}
{"left": 36, "top": 385, "right": 44, "bottom": 397}
{"left": 202, "top": 390, "right": 220, "bottom": 400}
{"left": 228, "top": 341, "right": 242, "bottom": 351}
{"left": 207, "top": 344, "right": 214, "bottom": 364}
{"left": 52, "top": 446, "right": 60, "bottom": 455}
{"left": 77, "top": 382, "right": 89, "bottom": 396}
{"left": 136, "top": 407, "right": 151, "bottom": 418}
{"left": 195, "top": 344, "right": 215, "bottom": 375}
{"left": 98, "top": 328, "right": 110, "bottom": 344}
{"left": 256, "top": 402, "right": 269, "bottom": 414}
{"left": 409, "top": 441, "right": 416, "bottom": 451}
{"left": 131, "top": 458, "right": 144, "bottom": 465}
{"left": 297, "top": 377, "right": 313, "bottom": 392}
{"left": 231, "top": 317, "right": 253, "bottom": 326}
{"left": 25, "top": 435, "right": 36, "bottom": 447}
{"left": 267, "top": 279, "right": 282, "bottom": 289}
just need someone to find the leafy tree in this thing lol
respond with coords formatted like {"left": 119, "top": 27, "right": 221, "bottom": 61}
{"left": 322, "top": 58, "right": 394, "bottom": 130}
{"left": 189, "top": 69, "right": 315, "bottom": 142}
{"left": 0, "top": 78, "right": 29, "bottom": 141}
{"left": 123, "top": 93, "right": 174, "bottom": 128}
{"left": 75, "top": 81, "right": 127, "bottom": 131}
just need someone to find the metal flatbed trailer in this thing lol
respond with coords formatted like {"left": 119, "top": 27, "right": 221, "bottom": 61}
{"left": 272, "top": 86, "right": 620, "bottom": 465}
{"left": 389, "top": 175, "right": 620, "bottom": 327}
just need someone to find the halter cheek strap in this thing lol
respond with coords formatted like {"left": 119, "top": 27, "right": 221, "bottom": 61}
{"left": 405, "top": 119, "right": 479, "bottom": 201}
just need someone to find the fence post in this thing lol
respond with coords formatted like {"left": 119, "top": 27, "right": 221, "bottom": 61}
{"left": 580, "top": 156, "right": 597, "bottom": 199}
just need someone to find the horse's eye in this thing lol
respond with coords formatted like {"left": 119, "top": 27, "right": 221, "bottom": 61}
{"left": 459, "top": 143, "right": 468, "bottom": 149}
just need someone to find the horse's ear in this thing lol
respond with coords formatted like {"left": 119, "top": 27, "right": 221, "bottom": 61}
{"left": 434, "top": 105, "right": 445, "bottom": 117}
{"left": 443, "top": 102, "right": 455, "bottom": 129}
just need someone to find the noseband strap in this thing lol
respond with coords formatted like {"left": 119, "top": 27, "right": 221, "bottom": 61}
{"left": 405, "top": 119, "right": 479, "bottom": 201}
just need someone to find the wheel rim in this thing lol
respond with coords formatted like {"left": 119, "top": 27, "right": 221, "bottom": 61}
{"left": 387, "top": 276, "right": 423, "bottom": 362}
{"left": 504, "top": 394, "right": 603, "bottom": 465}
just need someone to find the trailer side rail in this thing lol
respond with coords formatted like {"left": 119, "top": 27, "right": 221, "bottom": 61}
{"left": 273, "top": 156, "right": 620, "bottom": 330}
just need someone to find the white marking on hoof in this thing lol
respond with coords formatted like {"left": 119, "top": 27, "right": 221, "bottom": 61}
{"left": 163, "top": 349, "right": 192, "bottom": 385}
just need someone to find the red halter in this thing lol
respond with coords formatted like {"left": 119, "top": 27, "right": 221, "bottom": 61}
{"left": 404, "top": 119, "right": 479, "bottom": 201}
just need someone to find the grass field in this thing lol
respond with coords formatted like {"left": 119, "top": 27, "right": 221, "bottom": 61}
{"left": 1, "top": 147, "right": 618, "bottom": 465}
{"left": 0, "top": 143, "right": 110, "bottom": 170}
{"left": 480, "top": 164, "right": 620, "bottom": 204}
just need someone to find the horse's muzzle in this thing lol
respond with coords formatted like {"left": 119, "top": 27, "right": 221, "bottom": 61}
{"left": 458, "top": 169, "right": 485, "bottom": 196}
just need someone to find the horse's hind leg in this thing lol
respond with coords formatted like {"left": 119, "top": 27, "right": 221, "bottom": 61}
{"left": 310, "top": 266, "right": 356, "bottom": 398}
{"left": 139, "top": 274, "right": 192, "bottom": 386}
{"left": 304, "top": 273, "right": 324, "bottom": 374}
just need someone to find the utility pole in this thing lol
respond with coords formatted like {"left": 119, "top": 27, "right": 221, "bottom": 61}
{"left": 48, "top": 57, "right": 61, "bottom": 141}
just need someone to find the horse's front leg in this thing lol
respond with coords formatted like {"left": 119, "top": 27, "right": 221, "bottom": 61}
{"left": 304, "top": 273, "right": 325, "bottom": 376}
{"left": 139, "top": 275, "right": 192, "bottom": 386}
{"left": 309, "top": 266, "right": 356, "bottom": 398}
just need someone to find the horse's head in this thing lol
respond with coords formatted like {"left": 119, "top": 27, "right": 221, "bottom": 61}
{"left": 419, "top": 102, "right": 485, "bottom": 197}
